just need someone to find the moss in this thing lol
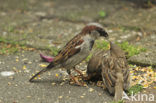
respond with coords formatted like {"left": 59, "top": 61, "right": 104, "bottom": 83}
{"left": 117, "top": 41, "right": 146, "bottom": 58}
{"left": 99, "top": 11, "right": 107, "bottom": 18}
{"left": 94, "top": 40, "right": 146, "bottom": 58}
{"left": 128, "top": 84, "right": 143, "bottom": 95}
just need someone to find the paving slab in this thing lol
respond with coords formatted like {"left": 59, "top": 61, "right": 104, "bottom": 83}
{"left": 0, "top": 51, "right": 113, "bottom": 103}
{"left": 129, "top": 34, "right": 156, "bottom": 67}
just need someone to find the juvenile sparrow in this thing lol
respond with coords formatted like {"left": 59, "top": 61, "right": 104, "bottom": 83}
{"left": 29, "top": 23, "right": 108, "bottom": 85}
{"left": 101, "top": 41, "right": 130, "bottom": 101}
{"left": 86, "top": 50, "right": 106, "bottom": 81}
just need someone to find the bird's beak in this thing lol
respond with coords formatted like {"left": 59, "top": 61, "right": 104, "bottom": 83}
{"left": 98, "top": 29, "right": 109, "bottom": 38}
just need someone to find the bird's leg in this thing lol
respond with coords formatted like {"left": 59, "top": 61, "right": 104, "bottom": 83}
{"left": 74, "top": 67, "right": 90, "bottom": 81}
{"left": 67, "top": 69, "right": 84, "bottom": 86}
{"left": 73, "top": 67, "right": 84, "bottom": 77}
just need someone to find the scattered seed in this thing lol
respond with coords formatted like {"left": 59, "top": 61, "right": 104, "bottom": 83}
{"left": 48, "top": 72, "right": 51, "bottom": 76}
{"left": 34, "top": 77, "right": 37, "bottom": 80}
{"left": 16, "top": 58, "right": 19, "bottom": 62}
{"left": 88, "top": 88, "right": 94, "bottom": 92}
{"left": 82, "top": 93, "right": 86, "bottom": 96}
{"left": 39, "top": 64, "right": 47, "bottom": 68}
{"left": 60, "top": 82, "right": 65, "bottom": 86}
{"left": 8, "top": 82, "right": 11, "bottom": 85}
{"left": 52, "top": 82, "right": 56, "bottom": 85}
{"left": 23, "top": 65, "right": 27, "bottom": 70}
{"left": 28, "top": 61, "right": 32, "bottom": 64}
{"left": 27, "top": 96, "right": 31, "bottom": 98}
{"left": 58, "top": 96, "right": 63, "bottom": 99}
{"left": 55, "top": 73, "right": 59, "bottom": 77}
{"left": 98, "top": 93, "right": 102, "bottom": 96}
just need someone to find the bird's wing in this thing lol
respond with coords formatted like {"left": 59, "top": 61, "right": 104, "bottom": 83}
{"left": 53, "top": 35, "right": 84, "bottom": 64}
{"left": 102, "top": 58, "right": 114, "bottom": 87}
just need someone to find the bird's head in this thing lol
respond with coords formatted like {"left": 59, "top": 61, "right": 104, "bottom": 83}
{"left": 81, "top": 23, "right": 109, "bottom": 40}
{"left": 109, "top": 41, "right": 125, "bottom": 58}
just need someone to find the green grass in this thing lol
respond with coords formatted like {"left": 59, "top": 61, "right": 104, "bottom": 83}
{"left": 85, "top": 40, "right": 146, "bottom": 61}
{"left": 0, "top": 43, "right": 19, "bottom": 54}
{"left": 127, "top": 84, "right": 143, "bottom": 95}
{"left": 48, "top": 46, "right": 60, "bottom": 56}
{"left": 95, "top": 40, "right": 110, "bottom": 50}
{"left": 0, "top": 37, "right": 19, "bottom": 45}
{"left": 0, "top": 36, "right": 60, "bottom": 55}
{"left": 111, "top": 100, "right": 123, "bottom": 103}
{"left": 110, "top": 84, "right": 143, "bottom": 103}
{"left": 94, "top": 40, "right": 146, "bottom": 58}
{"left": 99, "top": 11, "right": 107, "bottom": 18}
{"left": 117, "top": 41, "right": 146, "bottom": 58}
{"left": 0, "top": 37, "right": 32, "bottom": 55}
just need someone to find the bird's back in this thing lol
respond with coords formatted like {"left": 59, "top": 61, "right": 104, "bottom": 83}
{"left": 101, "top": 42, "right": 130, "bottom": 101}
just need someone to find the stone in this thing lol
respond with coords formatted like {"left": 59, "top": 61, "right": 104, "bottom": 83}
{"left": 128, "top": 50, "right": 156, "bottom": 67}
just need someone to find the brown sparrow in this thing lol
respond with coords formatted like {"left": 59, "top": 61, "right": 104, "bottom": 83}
{"left": 101, "top": 41, "right": 130, "bottom": 101}
{"left": 86, "top": 50, "right": 106, "bottom": 81}
{"left": 29, "top": 23, "right": 108, "bottom": 85}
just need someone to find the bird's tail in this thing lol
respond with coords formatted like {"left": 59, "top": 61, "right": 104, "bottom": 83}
{"left": 29, "top": 62, "right": 55, "bottom": 82}
{"left": 114, "top": 72, "right": 124, "bottom": 102}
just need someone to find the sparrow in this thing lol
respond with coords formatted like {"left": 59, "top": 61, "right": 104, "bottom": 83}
{"left": 101, "top": 41, "right": 130, "bottom": 101}
{"left": 86, "top": 50, "right": 106, "bottom": 81}
{"left": 29, "top": 23, "right": 109, "bottom": 85}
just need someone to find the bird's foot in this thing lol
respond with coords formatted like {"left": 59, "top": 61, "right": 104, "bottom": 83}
{"left": 69, "top": 75, "right": 87, "bottom": 86}
{"left": 74, "top": 69, "right": 87, "bottom": 80}
{"left": 40, "top": 52, "right": 54, "bottom": 63}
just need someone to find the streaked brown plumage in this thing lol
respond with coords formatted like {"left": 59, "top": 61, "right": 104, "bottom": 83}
{"left": 29, "top": 23, "right": 108, "bottom": 86}
{"left": 87, "top": 41, "right": 130, "bottom": 101}
{"left": 86, "top": 50, "right": 107, "bottom": 81}
{"left": 101, "top": 41, "right": 130, "bottom": 101}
